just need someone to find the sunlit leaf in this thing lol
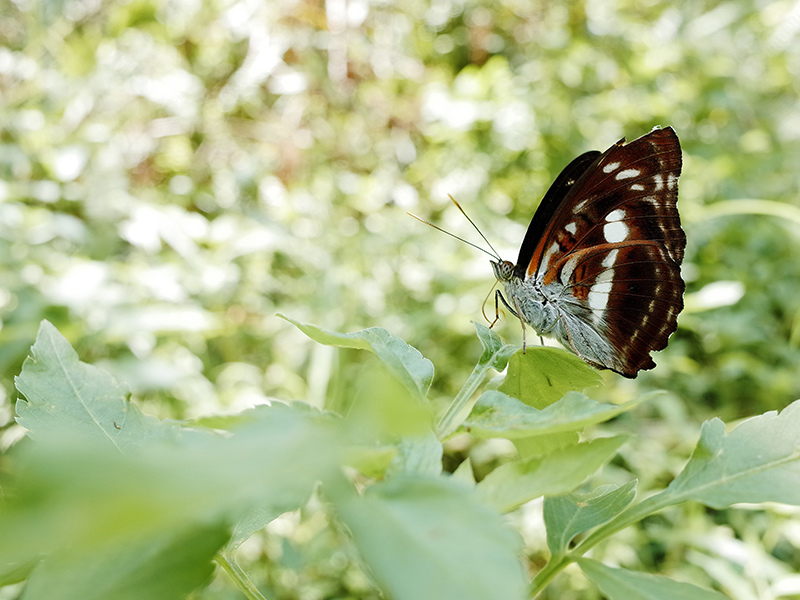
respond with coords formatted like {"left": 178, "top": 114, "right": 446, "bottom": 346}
{"left": 464, "top": 390, "right": 644, "bottom": 439}
{"left": 279, "top": 314, "right": 434, "bottom": 402}
{"left": 656, "top": 400, "right": 800, "bottom": 507}
{"left": 497, "top": 348, "right": 602, "bottom": 409}
{"left": 15, "top": 321, "right": 178, "bottom": 447}
{"left": 477, "top": 436, "right": 628, "bottom": 513}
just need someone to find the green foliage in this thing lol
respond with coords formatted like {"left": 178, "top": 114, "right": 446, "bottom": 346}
{"left": 3, "top": 0, "right": 800, "bottom": 598}
{"left": 577, "top": 558, "right": 730, "bottom": 600}
{"left": 5, "top": 320, "right": 800, "bottom": 598}
{"left": 334, "top": 476, "right": 527, "bottom": 600}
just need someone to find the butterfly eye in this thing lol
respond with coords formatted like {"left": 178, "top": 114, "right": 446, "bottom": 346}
{"left": 491, "top": 260, "right": 515, "bottom": 281}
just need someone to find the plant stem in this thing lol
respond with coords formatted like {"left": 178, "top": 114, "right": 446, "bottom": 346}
{"left": 216, "top": 553, "right": 269, "bottom": 600}
{"left": 436, "top": 359, "right": 492, "bottom": 438}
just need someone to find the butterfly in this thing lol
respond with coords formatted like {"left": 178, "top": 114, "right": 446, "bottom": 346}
{"left": 489, "top": 126, "right": 685, "bottom": 378}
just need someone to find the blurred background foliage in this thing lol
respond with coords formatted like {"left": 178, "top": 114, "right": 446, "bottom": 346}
{"left": 2, "top": 0, "right": 800, "bottom": 598}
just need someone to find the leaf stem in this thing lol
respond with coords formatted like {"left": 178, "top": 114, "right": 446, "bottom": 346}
{"left": 216, "top": 553, "right": 269, "bottom": 600}
{"left": 436, "top": 360, "right": 492, "bottom": 438}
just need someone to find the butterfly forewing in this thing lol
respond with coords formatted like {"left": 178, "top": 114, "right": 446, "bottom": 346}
{"left": 508, "top": 127, "right": 685, "bottom": 377}
{"left": 513, "top": 150, "right": 600, "bottom": 280}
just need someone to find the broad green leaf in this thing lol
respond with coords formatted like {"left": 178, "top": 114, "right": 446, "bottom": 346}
{"left": 578, "top": 558, "right": 730, "bottom": 600}
{"left": 477, "top": 436, "right": 628, "bottom": 513}
{"left": 387, "top": 433, "right": 443, "bottom": 476}
{"left": 544, "top": 481, "right": 637, "bottom": 555}
{"left": 497, "top": 348, "right": 602, "bottom": 409}
{"left": 655, "top": 400, "right": 800, "bottom": 507}
{"left": 0, "top": 402, "right": 344, "bottom": 567}
{"left": 279, "top": 314, "right": 433, "bottom": 402}
{"left": 333, "top": 476, "right": 527, "bottom": 600}
{"left": 15, "top": 321, "right": 178, "bottom": 447}
{"left": 464, "top": 391, "right": 644, "bottom": 439}
{"left": 473, "top": 321, "right": 517, "bottom": 371}
{"left": 346, "top": 363, "right": 434, "bottom": 440}
{"left": 21, "top": 525, "right": 229, "bottom": 600}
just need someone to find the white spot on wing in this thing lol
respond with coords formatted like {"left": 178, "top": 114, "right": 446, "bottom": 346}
{"left": 587, "top": 250, "right": 617, "bottom": 320}
{"left": 588, "top": 281, "right": 613, "bottom": 312}
{"left": 653, "top": 174, "right": 664, "bottom": 191}
{"left": 603, "top": 161, "right": 620, "bottom": 174}
{"left": 574, "top": 198, "right": 589, "bottom": 212}
{"left": 602, "top": 249, "right": 619, "bottom": 269}
{"left": 565, "top": 222, "right": 577, "bottom": 234}
{"left": 630, "top": 183, "right": 644, "bottom": 191}
{"left": 603, "top": 221, "right": 628, "bottom": 243}
{"left": 615, "top": 169, "right": 640, "bottom": 180}
{"left": 541, "top": 242, "right": 560, "bottom": 269}
{"left": 605, "top": 209, "right": 625, "bottom": 222}
{"left": 560, "top": 254, "right": 580, "bottom": 285}
{"left": 667, "top": 173, "right": 678, "bottom": 190}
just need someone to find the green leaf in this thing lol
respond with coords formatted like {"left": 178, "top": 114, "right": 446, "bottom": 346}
{"left": 452, "top": 458, "right": 476, "bottom": 484}
{"left": 21, "top": 525, "right": 229, "bottom": 600}
{"left": 279, "top": 314, "right": 433, "bottom": 402}
{"left": 477, "top": 436, "right": 628, "bottom": 513}
{"left": 345, "top": 445, "right": 398, "bottom": 479}
{"left": 0, "top": 402, "right": 344, "bottom": 568}
{"left": 333, "top": 476, "right": 527, "bottom": 600}
{"left": 346, "top": 363, "right": 434, "bottom": 440}
{"left": 497, "top": 347, "right": 602, "bottom": 409}
{"left": 544, "top": 481, "right": 637, "bottom": 556}
{"left": 464, "top": 391, "right": 644, "bottom": 439}
{"left": 15, "top": 321, "right": 178, "bottom": 447}
{"left": 473, "top": 321, "right": 517, "bottom": 371}
{"left": 225, "top": 507, "right": 284, "bottom": 553}
{"left": 387, "top": 433, "right": 443, "bottom": 476}
{"left": 578, "top": 558, "right": 730, "bottom": 600}
{"left": 656, "top": 400, "right": 800, "bottom": 507}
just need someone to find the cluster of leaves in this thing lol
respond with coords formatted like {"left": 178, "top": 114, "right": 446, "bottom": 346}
{"left": 4, "top": 320, "right": 800, "bottom": 599}
{"left": 2, "top": 0, "right": 800, "bottom": 425}
{"left": 2, "top": 1, "right": 800, "bottom": 597}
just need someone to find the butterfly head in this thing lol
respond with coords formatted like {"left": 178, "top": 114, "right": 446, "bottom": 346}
{"left": 490, "top": 260, "right": 515, "bottom": 282}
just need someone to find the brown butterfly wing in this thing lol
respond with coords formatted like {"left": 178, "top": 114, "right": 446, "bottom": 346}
{"left": 518, "top": 127, "right": 684, "bottom": 377}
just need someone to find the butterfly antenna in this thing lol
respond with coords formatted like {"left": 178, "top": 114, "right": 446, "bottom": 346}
{"left": 448, "top": 195, "right": 503, "bottom": 261}
{"left": 407, "top": 212, "right": 500, "bottom": 260}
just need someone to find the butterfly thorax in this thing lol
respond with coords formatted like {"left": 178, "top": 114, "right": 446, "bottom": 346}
{"left": 501, "top": 272, "right": 561, "bottom": 334}
{"left": 491, "top": 259, "right": 560, "bottom": 332}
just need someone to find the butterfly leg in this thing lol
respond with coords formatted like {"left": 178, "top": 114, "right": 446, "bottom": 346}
{"left": 495, "top": 291, "right": 519, "bottom": 318}
{"left": 491, "top": 290, "right": 520, "bottom": 328}
{"left": 489, "top": 290, "right": 501, "bottom": 329}
{"left": 493, "top": 291, "right": 529, "bottom": 352}
{"left": 511, "top": 295, "right": 527, "bottom": 353}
